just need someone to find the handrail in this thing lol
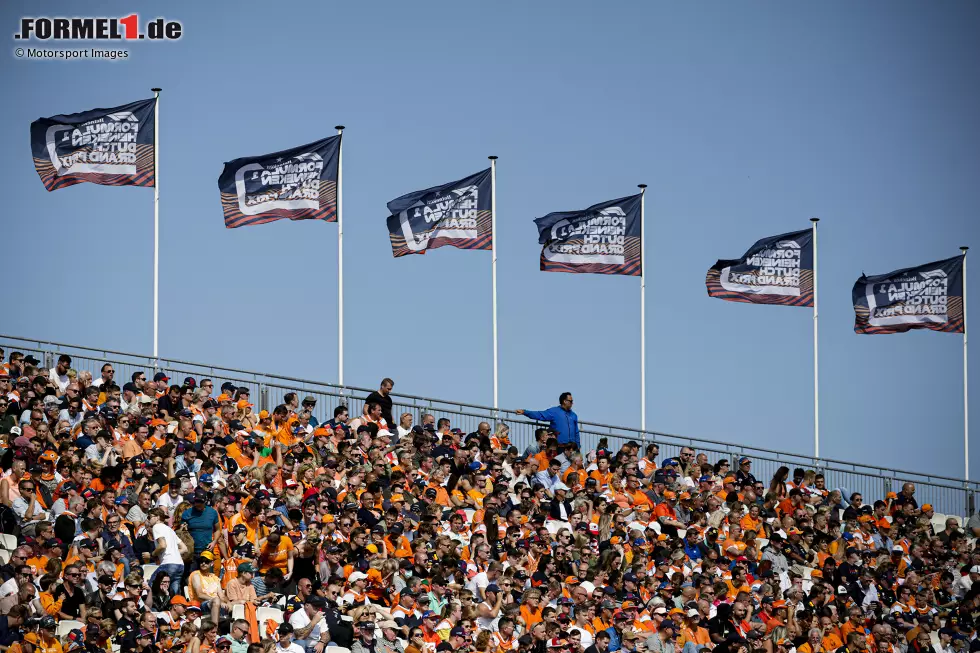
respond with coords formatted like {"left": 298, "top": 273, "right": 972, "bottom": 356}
{"left": 2, "top": 332, "right": 976, "bottom": 492}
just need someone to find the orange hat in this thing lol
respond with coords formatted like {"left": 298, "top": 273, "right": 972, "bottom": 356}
{"left": 886, "top": 492, "right": 898, "bottom": 499}
{"left": 39, "top": 450, "right": 58, "bottom": 462}
{"left": 921, "top": 504, "right": 933, "bottom": 512}
{"left": 321, "top": 514, "right": 335, "bottom": 523}
{"left": 365, "top": 544, "right": 379, "bottom": 554}
{"left": 621, "top": 601, "right": 637, "bottom": 610}
{"left": 724, "top": 476, "right": 736, "bottom": 484}
{"left": 237, "top": 400, "right": 253, "bottom": 409}
{"left": 171, "top": 595, "right": 188, "bottom": 605}
{"left": 787, "top": 528, "right": 803, "bottom": 536}
{"left": 858, "top": 515, "right": 874, "bottom": 523}
{"left": 391, "top": 494, "right": 405, "bottom": 502}
{"left": 810, "top": 569, "right": 823, "bottom": 578}
{"left": 313, "top": 427, "right": 330, "bottom": 437}
{"left": 610, "top": 536, "right": 622, "bottom": 545}
{"left": 657, "top": 533, "right": 668, "bottom": 541}
{"left": 663, "top": 490, "right": 677, "bottom": 500}
{"left": 258, "top": 410, "right": 270, "bottom": 419}
{"left": 669, "top": 608, "right": 685, "bottom": 615}
{"left": 771, "top": 600, "right": 787, "bottom": 609}
{"left": 24, "top": 633, "right": 41, "bottom": 645}
{"left": 679, "top": 492, "right": 691, "bottom": 501}
{"left": 564, "top": 576, "right": 580, "bottom": 585}
{"left": 217, "top": 393, "right": 232, "bottom": 403}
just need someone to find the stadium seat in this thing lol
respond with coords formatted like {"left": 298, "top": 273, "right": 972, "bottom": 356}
{"left": 462, "top": 509, "right": 476, "bottom": 522}
{"left": 0, "top": 534, "right": 15, "bottom": 550}
{"left": 142, "top": 564, "right": 159, "bottom": 580}
{"left": 232, "top": 604, "right": 246, "bottom": 620}
{"left": 257, "top": 607, "right": 284, "bottom": 626}
{"left": 57, "top": 620, "right": 85, "bottom": 639}
{"left": 545, "top": 520, "right": 569, "bottom": 535}
{"left": 0, "top": 550, "right": 9, "bottom": 564}
{"left": 324, "top": 647, "right": 352, "bottom": 653}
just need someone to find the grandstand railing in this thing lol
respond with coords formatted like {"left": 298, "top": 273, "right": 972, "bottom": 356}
{"left": 2, "top": 333, "right": 977, "bottom": 518}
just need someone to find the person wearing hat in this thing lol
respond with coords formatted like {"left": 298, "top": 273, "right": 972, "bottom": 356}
{"left": 225, "top": 562, "right": 259, "bottom": 607}
{"left": 176, "top": 488, "right": 220, "bottom": 559}
{"left": 290, "top": 596, "right": 329, "bottom": 652}
{"left": 276, "top": 623, "right": 305, "bottom": 653}
{"left": 187, "top": 550, "right": 226, "bottom": 623}
{"left": 351, "top": 613, "right": 381, "bottom": 653}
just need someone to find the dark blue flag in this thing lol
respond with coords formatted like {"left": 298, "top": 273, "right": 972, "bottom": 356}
{"left": 30, "top": 98, "right": 156, "bottom": 191}
{"left": 853, "top": 255, "right": 964, "bottom": 334}
{"left": 385, "top": 168, "right": 492, "bottom": 257}
{"left": 534, "top": 193, "right": 642, "bottom": 276}
{"left": 218, "top": 135, "right": 340, "bottom": 229}
{"left": 706, "top": 229, "right": 814, "bottom": 306}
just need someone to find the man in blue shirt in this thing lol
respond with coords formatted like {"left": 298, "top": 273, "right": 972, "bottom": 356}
{"left": 177, "top": 490, "right": 219, "bottom": 556}
{"left": 517, "top": 392, "right": 580, "bottom": 449}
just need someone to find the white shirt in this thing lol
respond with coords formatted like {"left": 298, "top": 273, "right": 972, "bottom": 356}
{"left": 157, "top": 492, "right": 185, "bottom": 517}
{"left": 289, "top": 608, "right": 324, "bottom": 649}
{"left": 276, "top": 643, "right": 304, "bottom": 653}
{"left": 571, "top": 627, "right": 594, "bottom": 650}
{"left": 467, "top": 571, "right": 490, "bottom": 596}
{"left": 48, "top": 368, "right": 70, "bottom": 393}
{"left": 397, "top": 425, "right": 412, "bottom": 440}
{"left": 152, "top": 522, "right": 184, "bottom": 565}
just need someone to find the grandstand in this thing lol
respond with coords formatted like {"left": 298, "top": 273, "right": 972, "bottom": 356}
{"left": 2, "top": 333, "right": 976, "bottom": 518}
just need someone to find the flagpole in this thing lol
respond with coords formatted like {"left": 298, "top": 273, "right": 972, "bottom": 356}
{"left": 963, "top": 245, "right": 970, "bottom": 481}
{"left": 489, "top": 156, "right": 499, "bottom": 410}
{"left": 638, "top": 184, "right": 647, "bottom": 431}
{"left": 336, "top": 126, "right": 345, "bottom": 387}
{"left": 811, "top": 217, "right": 820, "bottom": 460}
{"left": 151, "top": 87, "right": 161, "bottom": 362}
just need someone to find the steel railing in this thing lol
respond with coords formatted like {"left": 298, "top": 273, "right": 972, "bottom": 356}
{"left": 2, "top": 333, "right": 976, "bottom": 518}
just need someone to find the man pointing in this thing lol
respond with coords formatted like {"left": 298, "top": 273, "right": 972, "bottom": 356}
{"left": 517, "top": 392, "right": 580, "bottom": 449}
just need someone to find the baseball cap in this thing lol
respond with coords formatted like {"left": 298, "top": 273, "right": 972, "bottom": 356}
{"left": 237, "top": 562, "right": 255, "bottom": 574}
{"left": 450, "top": 627, "right": 466, "bottom": 638}
{"left": 153, "top": 372, "right": 170, "bottom": 382}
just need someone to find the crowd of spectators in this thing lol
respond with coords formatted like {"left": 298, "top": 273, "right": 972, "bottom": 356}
{"left": 1, "top": 347, "right": 980, "bottom": 653}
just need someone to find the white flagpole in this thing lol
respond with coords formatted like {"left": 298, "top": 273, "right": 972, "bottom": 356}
{"left": 336, "top": 126, "right": 345, "bottom": 386}
{"left": 811, "top": 217, "right": 820, "bottom": 459}
{"left": 151, "top": 87, "right": 161, "bottom": 362}
{"left": 639, "top": 184, "right": 647, "bottom": 431}
{"left": 490, "top": 156, "right": 499, "bottom": 410}
{"left": 963, "top": 245, "right": 970, "bottom": 480}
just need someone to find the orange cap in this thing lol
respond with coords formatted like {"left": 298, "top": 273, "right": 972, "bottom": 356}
{"left": 663, "top": 490, "right": 677, "bottom": 500}
{"left": 724, "top": 476, "right": 736, "bottom": 484}
{"left": 217, "top": 393, "right": 232, "bottom": 402}
{"left": 237, "top": 400, "right": 253, "bottom": 409}
{"left": 921, "top": 504, "right": 933, "bottom": 511}
{"left": 258, "top": 410, "right": 270, "bottom": 419}
{"left": 321, "top": 514, "right": 335, "bottom": 523}
{"left": 149, "top": 418, "right": 167, "bottom": 427}
{"left": 886, "top": 492, "right": 898, "bottom": 499}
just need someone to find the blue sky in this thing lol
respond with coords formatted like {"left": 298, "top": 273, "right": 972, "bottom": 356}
{"left": 4, "top": 1, "right": 980, "bottom": 478}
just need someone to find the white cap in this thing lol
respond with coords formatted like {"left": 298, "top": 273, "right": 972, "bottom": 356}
{"left": 553, "top": 482, "right": 569, "bottom": 493}
{"left": 579, "top": 581, "right": 596, "bottom": 595}
{"left": 348, "top": 571, "right": 368, "bottom": 582}
{"left": 970, "top": 565, "right": 980, "bottom": 574}
{"left": 377, "top": 429, "right": 393, "bottom": 438}
{"left": 686, "top": 609, "right": 699, "bottom": 618}
{"left": 653, "top": 607, "right": 668, "bottom": 615}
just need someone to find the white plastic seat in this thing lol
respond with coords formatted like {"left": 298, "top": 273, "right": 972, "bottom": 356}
{"left": 57, "top": 620, "right": 85, "bottom": 639}
{"left": 0, "top": 550, "right": 9, "bottom": 564}
{"left": 232, "top": 604, "right": 246, "bottom": 620}
{"left": 257, "top": 606, "right": 285, "bottom": 626}
{"left": 0, "top": 534, "right": 16, "bottom": 550}
{"left": 142, "top": 564, "right": 159, "bottom": 580}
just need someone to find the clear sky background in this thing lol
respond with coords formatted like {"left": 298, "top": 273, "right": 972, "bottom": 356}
{"left": 3, "top": 2, "right": 980, "bottom": 479}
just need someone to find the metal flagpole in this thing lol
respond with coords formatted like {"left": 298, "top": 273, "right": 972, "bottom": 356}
{"left": 336, "top": 126, "right": 345, "bottom": 386}
{"left": 963, "top": 245, "right": 970, "bottom": 480}
{"left": 151, "top": 87, "right": 161, "bottom": 362}
{"left": 811, "top": 217, "right": 820, "bottom": 460}
{"left": 639, "top": 184, "right": 647, "bottom": 431}
{"left": 490, "top": 156, "right": 499, "bottom": 410}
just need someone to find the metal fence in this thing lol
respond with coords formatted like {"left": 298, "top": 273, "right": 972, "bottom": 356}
{"left": 2, "top": 333, "right": 977, "bottom": 518}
